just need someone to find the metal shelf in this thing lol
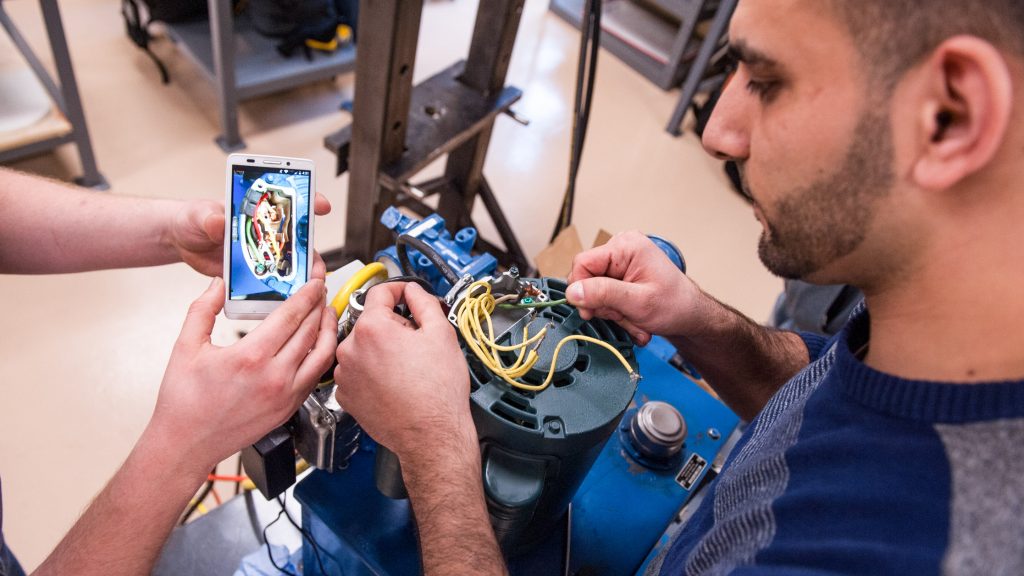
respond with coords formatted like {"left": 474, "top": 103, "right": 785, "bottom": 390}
{"left": 0, "top": 0, "right": 106, "bottom": 188}
{"left": 162, "top": 0, "right": 357, "bottom": 151}
{"left": 325, "top": 60, "right": 521, "bottom": 188}
{"left": 550, "top": 0, "right": 711, "bottom": 90}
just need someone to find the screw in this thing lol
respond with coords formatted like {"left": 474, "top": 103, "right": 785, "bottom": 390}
{"left": 708, "top": 428, "right": 721, "bottom": 440}
{"left": 547, "top": 421, "right": 562, "bottom": 434}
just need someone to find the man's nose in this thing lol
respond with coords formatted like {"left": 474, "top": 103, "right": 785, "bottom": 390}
{"left": 701, "top": 81, "right": 750, "bottom": 162}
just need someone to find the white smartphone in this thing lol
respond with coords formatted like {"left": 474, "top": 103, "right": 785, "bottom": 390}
{"left": 223, "top": 153, "right": 315, "bottom": 320}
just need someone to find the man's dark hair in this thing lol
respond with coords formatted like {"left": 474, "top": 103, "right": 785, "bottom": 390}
{"left": 827, "top": 0, "right": 1024, "bottom": 89}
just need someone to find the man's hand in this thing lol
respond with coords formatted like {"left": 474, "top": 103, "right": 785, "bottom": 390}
{"left": 34, "top": 277, "right": 338, "bottom": 576}
{"left": 170, "top": 200, "right": 224, "bottom": 277}
{"left": 335, "top": 282, "right": 473, "bottom": 455}
{"left": 147, "top": 277, "right": 337, "bottom": 472}
{"left": 567, "top": 231, "right": 705, "bottom": 345}
{"left": 170, "top": 194, "right": 332, "bottom": 277}
{"left": 334, "top": 282, "right": 506, "bottom": 575}
{"left": 567, "top": 231, "right": 809, "bottom": 420}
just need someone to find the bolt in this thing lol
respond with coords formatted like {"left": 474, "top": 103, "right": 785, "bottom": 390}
{"left": 547, "top": 421, "right": 562, "bottom": 434}
{"left": 708, "top": 428, "right": 721, "bottom": 440}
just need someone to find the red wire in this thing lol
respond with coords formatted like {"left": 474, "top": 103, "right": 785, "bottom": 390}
{"left": 211, "top": 487, "right": 222, "bottom": 506}
{"left": 252, "top": 193, "right": 269, "bottom": 242}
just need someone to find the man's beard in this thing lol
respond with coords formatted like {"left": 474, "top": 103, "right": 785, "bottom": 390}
{"left": 742, "top": 109, "right": 896, "bottom": 280}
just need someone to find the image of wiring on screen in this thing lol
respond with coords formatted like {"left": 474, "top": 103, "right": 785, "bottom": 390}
{"left": 224, "top": 154, "right": 315, "bottom": 320}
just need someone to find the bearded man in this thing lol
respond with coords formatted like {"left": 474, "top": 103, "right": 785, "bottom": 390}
{"left": 334, "top": 1, "right": 1024, "bottom": 573}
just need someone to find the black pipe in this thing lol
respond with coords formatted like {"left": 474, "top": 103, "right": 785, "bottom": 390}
{"left": 396, "top": 234, "right": 461, "bottom": 287}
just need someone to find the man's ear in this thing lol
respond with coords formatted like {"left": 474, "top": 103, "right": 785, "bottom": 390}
{"left": 911, "top": 36, "right": 1013, "bottom": 191}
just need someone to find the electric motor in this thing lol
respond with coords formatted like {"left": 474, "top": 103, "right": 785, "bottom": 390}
{"left": 463, "top": 277, "right": 639, "bottom": 553}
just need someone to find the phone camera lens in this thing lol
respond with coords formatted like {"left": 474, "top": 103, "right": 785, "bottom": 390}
{"left": 286, "top": 162, "right": 291, "bottom": 166}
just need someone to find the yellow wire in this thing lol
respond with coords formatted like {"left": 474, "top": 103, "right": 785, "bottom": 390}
{"left": 330, "top": 262, "right": 388, "bottom": 317}
{"left": 455, "top": 280, "right": 636, "bottom": 392}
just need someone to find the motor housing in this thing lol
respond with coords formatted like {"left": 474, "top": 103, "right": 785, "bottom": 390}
{"left": 465, "top": 278, "right": 639, "bottom": 553}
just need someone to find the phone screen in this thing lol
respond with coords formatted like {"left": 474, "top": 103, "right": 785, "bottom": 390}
{"left": 228, "top": 165, "right": 311, "bottom": 301}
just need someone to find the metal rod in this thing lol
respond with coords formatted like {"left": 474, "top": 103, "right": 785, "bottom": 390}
{"left": 344, "top": 0, "right": 425, "bottom": 261}
{"left": 667, "top": 0, "right": 737, "bottom": 136}
{"left": 477, "top": 178, "right": 530, "bottom": 271}
{"left": 209, "top": 0, "right": 243, "bottom": 151}
{"left": 0, "top": 2, "right": 66, "bottom": 113}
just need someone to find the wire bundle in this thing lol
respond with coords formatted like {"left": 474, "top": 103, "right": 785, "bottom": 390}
{"left": 456, "top": 280, "right": 636, "bottom": 392}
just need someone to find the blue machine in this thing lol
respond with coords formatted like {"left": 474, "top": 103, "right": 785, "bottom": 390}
{"left": 295, "top": 210, "right": 740, "bottom": 575}
{"left": 375, "top": 206, "right": 498, "bottom": 294}
{"left": 570, "top": 342, "right": 737, "bottom": 575}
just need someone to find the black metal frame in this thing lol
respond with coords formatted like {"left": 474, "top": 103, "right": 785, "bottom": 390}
{"left": 323, "top": 0, "right": 531, "bottom": 273}
{"left": 666, "top": 0, "right": 737, "bottom": 136}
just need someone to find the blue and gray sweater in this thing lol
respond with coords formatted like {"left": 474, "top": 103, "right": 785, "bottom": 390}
{"left": 658, "top": 307, "right": 1024, "bottom": 575}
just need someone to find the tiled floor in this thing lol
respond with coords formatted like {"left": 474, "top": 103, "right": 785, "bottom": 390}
{"left": 0, "top": 0, "right": 780, "bottom": 570}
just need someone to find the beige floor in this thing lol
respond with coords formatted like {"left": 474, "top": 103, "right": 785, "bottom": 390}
{"left": 0, "top": 0, "right": 781, "bottom": 570}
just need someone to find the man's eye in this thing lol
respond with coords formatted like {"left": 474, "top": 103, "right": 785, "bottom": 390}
{"left": 746, "top": 79, "right": 780, "bottom": 102}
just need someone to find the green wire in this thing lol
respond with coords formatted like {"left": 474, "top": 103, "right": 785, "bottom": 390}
{"left": 245, "top": 218, "right": 259, "bottom": 256}
{"left": 498, "top": 298, "right": 569, "bottom": 310}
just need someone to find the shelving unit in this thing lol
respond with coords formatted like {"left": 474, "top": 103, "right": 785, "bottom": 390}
{"left": 550, "top": 0, "right": 719, "bottom": 90}
{"left": 0, "top": 0, "right": 106, "bottom": 188}
{"left": 666, "top": 0, "right": 735, "bottom": 136}
{"left": 162, "top": 0, "right": 357, "bottom": 151}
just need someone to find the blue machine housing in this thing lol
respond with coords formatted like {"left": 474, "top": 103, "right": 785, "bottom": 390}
{"left": 297, "top": 210, "right": 740, "bottom": 575}
{"left": 569, "top": 341, "right": 739, "bottom": 575}
{"left": 375, "top": 206, "right": 499, "bottom": 294}
{"left": 296, "top": 342, "right": 738, "bottom": 575}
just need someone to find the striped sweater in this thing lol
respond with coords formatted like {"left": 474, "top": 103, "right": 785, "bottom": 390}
{"left": 657, "top": 307, "right": 1024, "bottom": 575}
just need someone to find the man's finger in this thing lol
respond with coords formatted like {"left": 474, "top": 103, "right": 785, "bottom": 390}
{"left": 178, "top": 278, "right": 224, "bottom": 347}
{"left": 357, "top": 282, "right": 414, "bottom": 330}
{"left": 403, "top": 283, "right": 446, "bottom": 330}
{"left": 202, "top": 210, "right": 226, "bottom": 244}
{"left": 567, "top": 245, "right": 610, "bottom": 285}
{"left": 364, "top": 281, "right": 405, "bottom": 311}
{"left": 245, "top": 279, "right": 325, "bottom": 354}
{"left": 314, "top": 193, "right": 331, "bottom": 216}
{"left": 311, "top": 251, "right": 327, "bottom": 281}
{"left": 566, "top": 277, "right": 641, "bottom": 316}
{"left": 275, "top": 303, "right": 323, "bottom": 366}
{"left": 613, "top": 318, "right": 650, "bottom": 346}
{"left": 294, "top": 306, "right": 340, "bottom": 392}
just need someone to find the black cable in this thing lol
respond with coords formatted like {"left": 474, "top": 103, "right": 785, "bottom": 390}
{"left": 355, "top": 277, "right": 441, "bottom": 312}
{"left": 276, "top": 493, "right": 330, "bottom": 576}
{"left": 179, "top": 468, "right": 216, "bottom": 525}
{"left": 569, "top": 0, "right": 602, "bottom": 229}
{"left": 395, "top": 234, "right": 461, "bottom": 287}
{"left": 261, "top": 508, "right": 299, "bottom": 576}
{"left": 377, "top": 275, "right": 437, "bottom": 295}
{"left": 551, "top": 0, "right": 603, "bottom": 243}
{"left": 120, "top": 0, "right": 170, "bottom": 85}
{"left": 567, "top": 0, "right": 601, "bottom": 229}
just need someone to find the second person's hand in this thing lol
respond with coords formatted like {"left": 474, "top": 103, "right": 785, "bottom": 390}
{"left": 145, "top": 277, "right": 337, "bottom": 473}
{"left": 334, "top": 282, "right": 474, "bottom": 460}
